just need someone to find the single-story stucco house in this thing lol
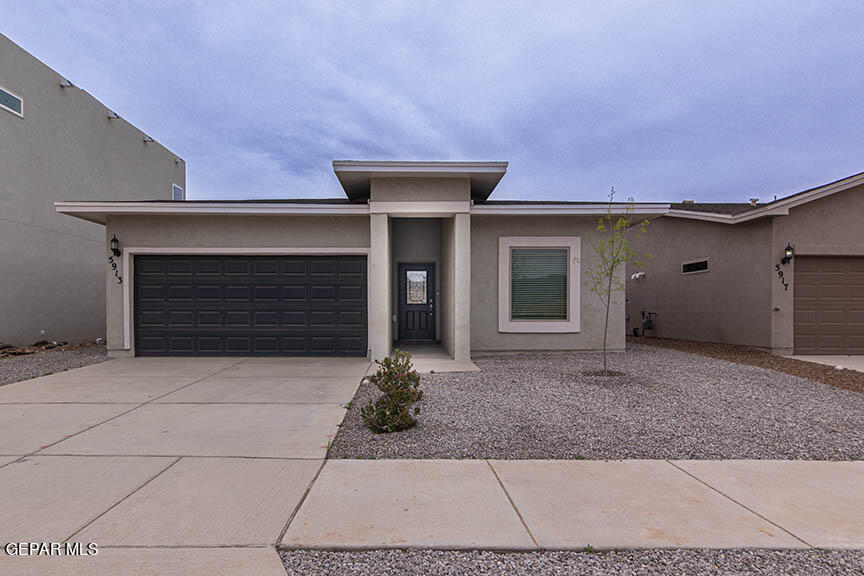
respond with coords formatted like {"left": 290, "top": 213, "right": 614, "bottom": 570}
{"left": 626, "top": 171, "right": 864, "bottom": 355}
{"left": 56, "top": 161, "right": 668, "bottom": 360}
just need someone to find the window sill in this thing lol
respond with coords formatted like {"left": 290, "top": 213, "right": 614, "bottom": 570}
{"left": 499, "top": 321, "right": 581, "bottom": 334}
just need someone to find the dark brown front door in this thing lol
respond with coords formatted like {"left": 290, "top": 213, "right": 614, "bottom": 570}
{"left": 398, "top": 263, "right": 435, "bottom": 341}
{"left": 794, "top": 256, "right": 864, "bottom": 354}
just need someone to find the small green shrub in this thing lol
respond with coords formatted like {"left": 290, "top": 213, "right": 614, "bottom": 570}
{"left": 360, "top": 349, "right": 423, "bottom": 433}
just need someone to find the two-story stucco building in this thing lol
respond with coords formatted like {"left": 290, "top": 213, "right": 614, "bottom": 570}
{"left": 1, "top": 33, "right": 185, "bottom": 345}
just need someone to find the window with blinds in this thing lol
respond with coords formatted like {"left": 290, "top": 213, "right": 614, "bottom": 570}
{"left": 510, "top": 248, "right": 568, "bottom": 320}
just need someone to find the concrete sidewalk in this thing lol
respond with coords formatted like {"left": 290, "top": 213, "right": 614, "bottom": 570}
{"left": 3, "top": 459, "right": 862, "bottom": 574}
{"left": 284, "top": 459, "right": 864, "bottom": 551}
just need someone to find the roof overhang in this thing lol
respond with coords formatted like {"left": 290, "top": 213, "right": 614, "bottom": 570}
{"left": 333, "top": 160, "right": 508, "bottom": 201}
{"left": 471, "top": 202, "right": 670, "bottom": 216}
{"left": 56, "top": 199, "right": 670, "bottom": 224}
{"left": 667, "top": 170, "right": 864, "bottom": 224}
{"left": 54, "top": 201, "right": 369, "bottom": 224}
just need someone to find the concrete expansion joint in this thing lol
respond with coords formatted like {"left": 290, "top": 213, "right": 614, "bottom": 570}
{"left": 485, "top": 460, "right": 539, "bottom": 548}
{"left": 663, "top": 460, "right": 814, "bottom": 549}
{"left": 276, "top": 458, "right": 329, "bottom": 545}
{"left": 63, "top": 456, "right": 182, "bottom": 543}
{"left": 26, "top": 357, "right": 250, "bottom": 460}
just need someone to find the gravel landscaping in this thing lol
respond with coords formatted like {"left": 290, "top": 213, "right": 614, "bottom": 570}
{"left": 329, "top": 344, "right": 864, "bottom": 460}
{"left": 0, "top": 344, "right": 108, "bottom": 386}
{"left": 282, "top": 549, "right": 864, "bottom": 576}
{"left": 631, "top": 336, "right": 864, "bottom": 395}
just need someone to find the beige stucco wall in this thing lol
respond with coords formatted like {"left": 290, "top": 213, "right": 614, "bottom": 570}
{"left": 390, "top": 218, "right": 441, "bottom": 341}
{"left": 626, "top": 216, "right": 773, "bottom": 348}
{"left": 104, "top": 214, "right": 370, "bottom": 354}
{"left": 770, "top": 183, "right": 864, "bottom": 353}
{"left": 0, "top": 34, "right": 184, "bottom": 345}
{"left": 370, "top": 177, "right": 470, "bottom": 202}
{"left": 470, "top": 215, "right": 625, "bottom": 351}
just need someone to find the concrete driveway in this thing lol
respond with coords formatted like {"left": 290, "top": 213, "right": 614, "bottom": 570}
{"left": 0, "top": 356, "right": 370, "bottom": 575}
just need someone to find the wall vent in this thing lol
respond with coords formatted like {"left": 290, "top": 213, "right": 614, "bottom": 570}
{"left": 682, "top": 258, "right": 709, "bottom": 275}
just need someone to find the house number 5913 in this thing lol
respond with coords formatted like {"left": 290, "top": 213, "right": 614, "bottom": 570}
{"left": 108, "top": 255, "right": 123, "bottom": 284}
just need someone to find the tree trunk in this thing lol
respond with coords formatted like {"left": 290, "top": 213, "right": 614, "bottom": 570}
{"left": 602, "top": 269, "right": 614, "bottom": 373}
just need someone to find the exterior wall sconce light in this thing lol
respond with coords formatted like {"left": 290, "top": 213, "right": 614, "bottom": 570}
{"left": 110, "top": 235, "right": 122, "bottom": 257}
{"left": 143, "top": 135, "right": 155, "bottom": 143}
{"left": 781, "top": 243, "right": 794, "bottom": 265}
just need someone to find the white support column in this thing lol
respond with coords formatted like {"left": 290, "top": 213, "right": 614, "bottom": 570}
{"left": 369, "top": 213, "right": 392, "bottom": 361}
{"left": 453, "top": 213, "right": 471, "bottom": 361}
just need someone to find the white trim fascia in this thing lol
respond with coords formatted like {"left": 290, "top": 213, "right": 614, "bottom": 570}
{"left": 498, "top": 236, "right": 581, "bottom": 334}
{"left": 473, "top": 203, "right": 670, "bottom": 215}
{"left": 369, "top": 201, "right": 471, "bottom": 215}
{"left": 667, "top": 172, "right": 864, "bottom": 224}
{"left": 665, "top": 209, "right": 737, "bottom": 223}
{"left": 333, "top": 160, "right": 508, "bottom": 174}
{"left": 120, "top": 246, "right": 371, "bottom": 351}
{"left": 55, "top": 201, "right": 369, "bottom": 224}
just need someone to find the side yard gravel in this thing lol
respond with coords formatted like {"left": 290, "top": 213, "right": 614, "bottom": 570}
{"left": 282, "top": 549, "right": 864, "bottom": 576}
{"left": 328, "top": 344, "right": 864, "bottom": 460}
{"left": 0, "top": 344, "right": 108, "bottom": 386}
{"left": 630, "top": 335, "right": 864, "bottom": 395}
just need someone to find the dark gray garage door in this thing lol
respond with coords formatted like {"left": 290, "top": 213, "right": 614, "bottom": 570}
{"left": 134, "top": 255, "right": 367, "bottom": 356}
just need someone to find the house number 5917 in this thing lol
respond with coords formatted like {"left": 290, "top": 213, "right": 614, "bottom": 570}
{"left": 108, "top": 255, "right": 123, "bottom": 284}
{"left": 774, "top": 264, "right": 788, "bottom": 291}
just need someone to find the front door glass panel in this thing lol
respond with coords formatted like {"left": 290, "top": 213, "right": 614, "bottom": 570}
{"left": 406, "top": 270, "right": 427, "bottom": 304}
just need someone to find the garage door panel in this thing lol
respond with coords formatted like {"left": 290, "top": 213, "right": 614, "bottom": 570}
{"left": 310, "top": 286, "right": 337, "bottom": 301}
{"left": 794, "top": 256, "right": 864, "bottom": 354}
{"left": 253, "top": 260, "right": 280, "bottom": 275}
{"left": 135, "top": 255, "right": 367, "bottom": 356}
{"left": 197, "top": 260, "right": 221, "bottom": 275}
{"left": 225, "top": 261, "right": 251, "bottom": 275}
{"left": 168, "top": 336, "right": 194, "bottom": 353}
{"left": 310, "top": 260, "right": 337, "bottom": 275}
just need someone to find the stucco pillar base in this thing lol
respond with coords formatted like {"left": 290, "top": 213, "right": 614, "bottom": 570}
{"left": 107, "top": 349, "right": 134, "bottom": 358}
{"left": 369, "top": 214, "right": 392, "bottom": 361}
{"left": 453, "top": 213, "right": 471, "bottom": 362}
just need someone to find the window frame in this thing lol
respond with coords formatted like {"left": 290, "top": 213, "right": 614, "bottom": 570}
{"left": 498, "top": 236, "right": 581, "bottom": 333}
{"left": 0, "top": 84, "right": 23, "bottom": 118}
{"left": 172, "top": 183, "right": 185, "bottom": 201}
{"left": 681, "top": 257, "right": 710, "bottom": 275}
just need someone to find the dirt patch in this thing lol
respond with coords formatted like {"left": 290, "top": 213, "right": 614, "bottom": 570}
{"left": 0, "top": 342, "right": 108, "bottom": 386}
{"left": 630, "top": 336, "right": 864, "bottom": 395}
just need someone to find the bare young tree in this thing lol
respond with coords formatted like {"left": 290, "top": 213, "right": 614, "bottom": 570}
{"left": 585, "top": 188, "right": 650, "bottom": 374}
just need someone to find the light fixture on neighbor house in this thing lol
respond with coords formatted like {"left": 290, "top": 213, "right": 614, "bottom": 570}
{"left": 781, "top": 243, "right": 794, "bottom": 265}
{"left": 143, "top": 135, "right": 155, "bottom": 143}
{"left": 110, "top": 235, "right": 122, "bottom": 257}
{"left": 106, "top": 110, "right": 120, "bottom": 119}
{"left": 59, "top": 79, "right": 74, "bottom": 88}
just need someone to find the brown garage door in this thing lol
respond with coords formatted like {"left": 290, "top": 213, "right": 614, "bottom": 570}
{"left": 794, "top": 256, "right": 864, "bottom": 354}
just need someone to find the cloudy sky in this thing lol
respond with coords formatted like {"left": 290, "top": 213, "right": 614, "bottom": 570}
{"left": 3, "top": 1, "right": 863, "bottom": 202}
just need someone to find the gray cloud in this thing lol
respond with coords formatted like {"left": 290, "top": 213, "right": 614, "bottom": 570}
{"left": 3, "top": 0, "right": 863, "bottom": 202}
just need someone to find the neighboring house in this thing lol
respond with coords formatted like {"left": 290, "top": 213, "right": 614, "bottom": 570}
{"left": 626, "top": 171, "right": 864, "bottom": 355}
{"left": 56, "top": 161, "right": 668, "bottom": 359}
{"left": 0, "top": 34, "right": 185, "bottom": 345}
